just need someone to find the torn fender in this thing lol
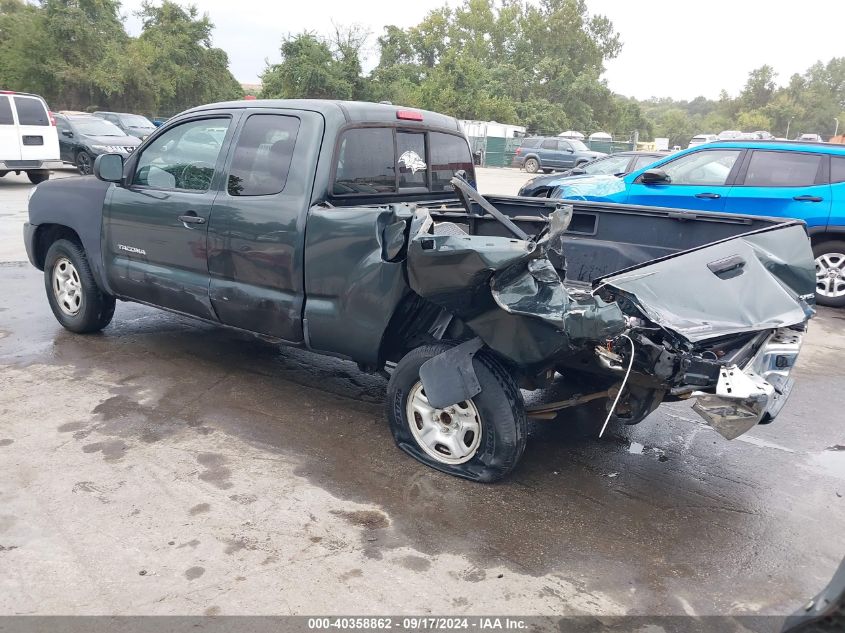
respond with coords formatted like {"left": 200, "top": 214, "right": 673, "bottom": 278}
{"left": 407, "top": 212, "right": 626, "bottom": 367}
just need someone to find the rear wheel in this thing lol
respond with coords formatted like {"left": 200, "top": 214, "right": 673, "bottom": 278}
{"left": 75, "top": 151, "right": 93, "bottom": 175}
{"left": 27, "top": 170, "right": 50, "bottom": 184}
{"left": 386, "top": 343, "right": 527, "bottom": 482}
{"left": 44, "top": 239, "right": 115, "bottom": 333}
{"left": 813, "top": 240, "right": 845, "bottom": 308}
{"left": 524, "top": 157, "right": 540, "bottom": 173}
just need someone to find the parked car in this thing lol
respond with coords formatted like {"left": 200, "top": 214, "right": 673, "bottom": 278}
{"left": 797, "top": 133, "right": 824, "bottom": 143}
{"left": 53, "top": 113, "right": 141, "bottom": 175}
{"left": 718, "top": 130, "right": 743, "bottom": 140}
{"left": 93, "top": 111, "right": 157, "bottom": 139}
{"left": 548, "top": 139, "right": 845, "bottom": 307}
{"left": 0, "top": 90, "right": 61, "bottom": 184}
{"left": 518, "top": 151, "right": 668, "bottom": 197}
{"left": 24, "top": 100, "right": 814, "bottom": 482}
{"left": 512, "top": 136, "right": 605, "bottom": 173}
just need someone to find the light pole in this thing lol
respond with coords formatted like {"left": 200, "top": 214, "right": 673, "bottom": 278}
{"left": 834, "top": 118, "right": 840, "bottom": 138}
{"left": 786, "top": 116, "right": 795, "bottom": 140}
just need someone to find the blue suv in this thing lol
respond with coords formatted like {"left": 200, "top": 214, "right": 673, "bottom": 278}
{"left": 549, "top": 140, "right": 845, "bottom": 307}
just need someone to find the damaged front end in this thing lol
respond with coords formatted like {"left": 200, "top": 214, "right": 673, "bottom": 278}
{"left": 404, "top": 176, "right": 815, "bottom": 439}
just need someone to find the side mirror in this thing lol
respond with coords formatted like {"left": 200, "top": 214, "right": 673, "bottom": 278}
{"left": 564, "top": 148, "right": 574, "bottom": 153}
{"left": 94, "top": 153, "right": 124, "bottom": 183}
{"left": 61, "top": 130, "right": 73, "bottom": 138}
{"left": 641, "top": 168, "right": 670, "bottom": 184}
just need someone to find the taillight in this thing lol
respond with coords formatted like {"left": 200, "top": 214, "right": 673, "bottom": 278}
{"left": 515, "top": 148, "right": 522, "bottom": 156}
{"left": 48, "top": 111, "right": 56, "bottom": 126}
{"left": 396, "top": 110, "right": 423, "bottom": 121}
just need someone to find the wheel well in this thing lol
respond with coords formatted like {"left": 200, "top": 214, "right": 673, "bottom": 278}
{"left": 378, "top": 293, "right": 476, "bottom": 367}
{"left": 33, "top": 224, "right": 82, "bottom": 270}
{"left": 810, "top": 231, "right": 845, "bottom": 247}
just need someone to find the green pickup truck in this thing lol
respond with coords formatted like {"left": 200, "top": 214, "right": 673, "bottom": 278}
{"left": 24, "top": 100, "right": 816, "bottom": 482}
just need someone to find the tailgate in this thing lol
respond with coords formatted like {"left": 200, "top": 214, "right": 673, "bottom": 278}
{"left": 596, "top": 222, "right": 815, "bottom": 342}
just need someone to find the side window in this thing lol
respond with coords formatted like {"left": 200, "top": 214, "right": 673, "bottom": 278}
{"left": 430, "top": 132, "right": 474, "bottom": 192}
{"left": 55, "top": 118, "right": 71, "bottom": 137}
{"left": 559, "top": 141, "right": 572, "bottom": 152}
{"left": 0, "top": 97, "right": 13, "bottom": 125}
{"left": 13, "top": 97, "right": 49, "bottom": 126}
{"left": 334, "top": 128, "right": 395, "bottom": 195}
{"left": 743, "top": 151, "right": 822, "bottom": 187}
{"left": 831, "top": 156, "right": 845, "bottom": 184}
{"left": 659, "top": 150, "right": 741, "bottom": 186}
{"left": 134, "top": 117, "right": 229, "bottom": 191}
{"left": 397, "top": 131, "right": 427, "bottom": 190}
{"left": 227, "top": 114, "right": 300, "bottom": 196}
{"left": 541, "top": 138, "right": 559, "bottom": 150}
{"left": 520, "top": 138, "right": 541, "bottom": 149}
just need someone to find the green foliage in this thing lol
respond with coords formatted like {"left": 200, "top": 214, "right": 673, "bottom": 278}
{"left": 0, "top": 0, "right": 242, "bottom": 116}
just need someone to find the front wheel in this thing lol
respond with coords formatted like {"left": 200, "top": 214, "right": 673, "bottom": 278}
{"left": 386, "top": 343, "right": 527, "bottom": 482}
{"left": 76, "top": 151, "right": 93, "bottom": 175}
{"left": 813, "top": 241, "right": 845, "bottom": 308}
{"left": 43, "top": 239, "right": 115, "bottom": 333}
{"left": 523, "top": 157, "right": 540, "bottom": 173}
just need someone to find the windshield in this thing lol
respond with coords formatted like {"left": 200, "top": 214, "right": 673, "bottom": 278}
{"left": 120, "top": 114, "right": 154, "bottom": 128}
{"left": 585, "top": 154, "right": 629, "bottom": 175}
{"left": 569, "top": 139, "right": 589, "bottom": 151}
{"left": 71, "top": 117, "right": 125, "bottom": 137}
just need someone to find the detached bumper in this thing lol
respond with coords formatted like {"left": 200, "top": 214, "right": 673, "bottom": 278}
{"left": 692, "top": 328, "right": 803, "bottom": 439}
{"left": 0, "top": 160, "right": 63, "bottom": 171}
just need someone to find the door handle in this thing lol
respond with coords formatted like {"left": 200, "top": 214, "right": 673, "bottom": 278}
{"left": 178, "top": 212, "right": 206, "bottom": 226}
{"left": 695, "top": 192, "right": 721, "bottom": 199}
{"left": 793, "top": 195, "right": 823, "bottom": 202}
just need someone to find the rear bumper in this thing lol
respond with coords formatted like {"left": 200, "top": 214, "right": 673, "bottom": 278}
{"left": 0, "top": 160, "right": 63, "bottom": 171}
{"left": 692, "top": 328, "right": 803, "bottom": 439}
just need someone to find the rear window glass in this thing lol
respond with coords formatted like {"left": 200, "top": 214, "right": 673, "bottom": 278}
{"left": 520, "top": 138, "right": 542, "bottom": 149}
{"left": 0, "top": 97, "right": 12, "bottom": 125}
{"left": 831, "top": 156, "right": 845, "bottom": 184}
{"left": 334, "top": 128, "right": 396, "bottom": 195}
{"left": 13, "top": 96, "right": 49, "bottom": 126}
{"left": 397, "top": 131, "right": 427, "bottom": 189}
{"left": 430, "top": 132, "right": 473, "bottom": 192}
{"left": 541, "top": 138, "right": 559, "bottom": 150}
{"left": 744, "top": 151, "right": 821, "bottom": 187}
{"left": 227, "top": 114, "right": 300, "bottom": 196}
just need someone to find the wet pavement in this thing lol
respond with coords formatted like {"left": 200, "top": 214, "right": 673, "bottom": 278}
{"left": 0, "top": 170, "right": 843, "bottom": 616}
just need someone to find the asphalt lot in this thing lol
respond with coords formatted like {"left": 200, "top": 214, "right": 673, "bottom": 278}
{"left": 0, "top": 167, "right": 843, "bottom": 616}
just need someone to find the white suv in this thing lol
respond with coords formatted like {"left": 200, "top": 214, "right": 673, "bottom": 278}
{"left": 0, "top": 91, "right": 62, "bottom": 184}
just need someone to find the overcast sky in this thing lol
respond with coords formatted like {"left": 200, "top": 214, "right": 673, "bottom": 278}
{"left": 122, "top": 0, "right": 844, "bottom": 100}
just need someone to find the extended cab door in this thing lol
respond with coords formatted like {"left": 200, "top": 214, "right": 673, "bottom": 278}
{"left": 103, "top": 112, "right": 237, "bottom": 318}
{"left": 205, "top": 109, "right": 323, "bottom": 342}
{"left": 724, "top": 149, "right": 831, "bottom": 227}
{"left": 625, "top": 148, "right": 742, "bottom": 211}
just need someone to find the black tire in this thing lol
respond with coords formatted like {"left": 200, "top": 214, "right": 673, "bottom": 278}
{"left": 76, "top": 151, "right": 93, "bottom": 175}
{"left": 542, "top": 168, "right": 553, "bottom": 174}
{"left": 813, "top": 240, "right": 845, "bottom": 308}
{"left": 524, "top": 157, "right": 540, "bottom": 173}
{"left": 43, "top": 239, "right": 115, "bottom": 333}
{"left": 27, "top": 170, "right": 50, "bottom": 184}
{"left": 386, "top": 343, "right": 527, "bottom": 482}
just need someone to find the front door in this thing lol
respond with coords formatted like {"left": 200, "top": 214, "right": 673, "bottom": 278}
{"left": 206, "top": 109, "right": 322, "bottom": 342}
{"left": 103, "top": 113, "right": 236, "bottom": 319}
{"left": 625, "top": 148, "right": 743, "bottom": 212}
